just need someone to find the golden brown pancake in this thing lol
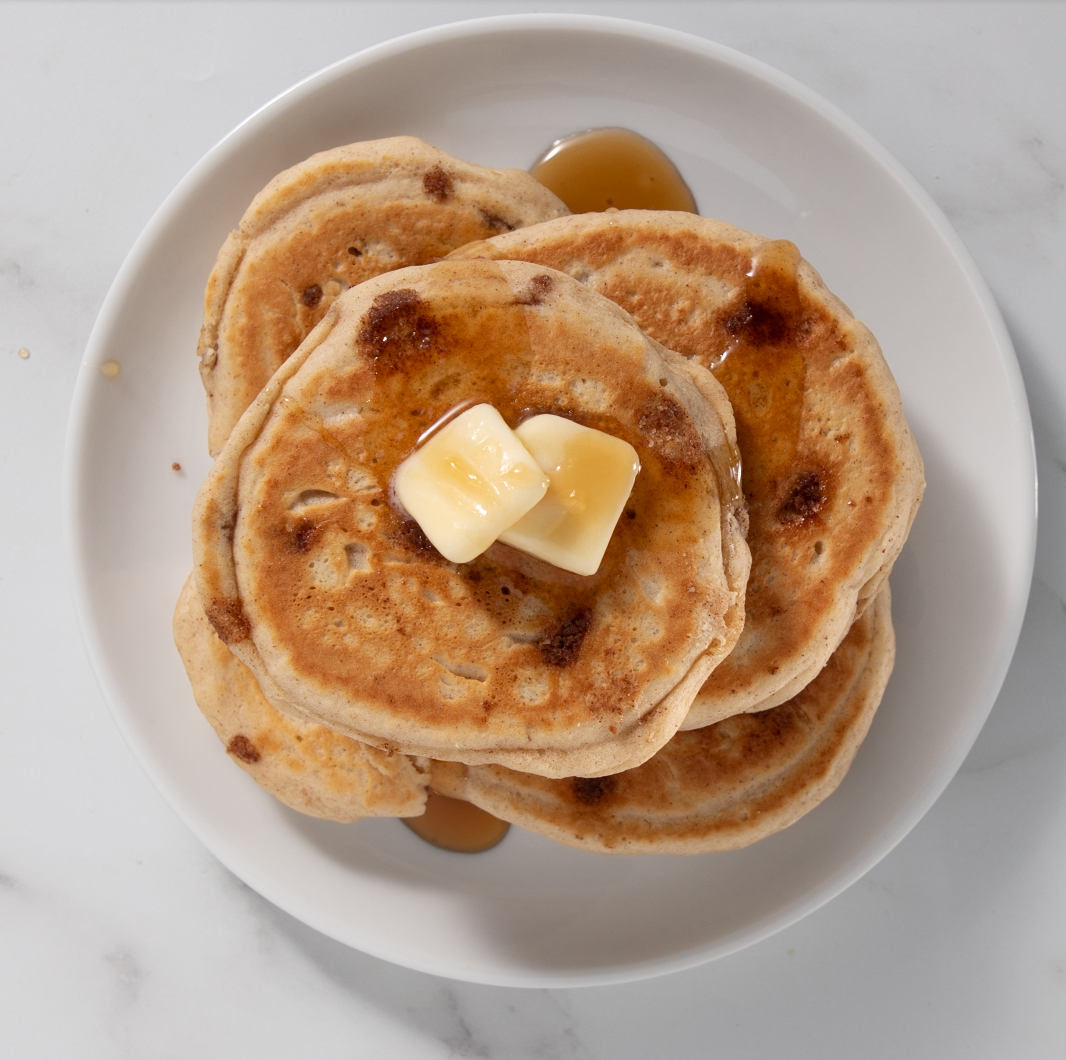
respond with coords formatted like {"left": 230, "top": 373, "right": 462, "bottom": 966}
{"left": 172, "top": 575, "right": 428, "bottom": 821}
{"left": 449, "top": 212, "right": 923, "bottom": 724}
{"left": 193, "top": 257, "right": 749, "bottom": 779}
{"left": 431, "top": 584, "right": 894, "bottom": 854}
{"left": 197, "top": 137, "right": 569, "bottom": 455}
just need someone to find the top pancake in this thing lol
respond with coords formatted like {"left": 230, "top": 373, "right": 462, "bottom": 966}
{"left": 193, "top": 257, "right": 749, "bottom": 779}
{"left": 449, "top": 212, "right": 923, "bottom": 724}
{"left": 197, "top": 137, "right": 570, "bottom": 455}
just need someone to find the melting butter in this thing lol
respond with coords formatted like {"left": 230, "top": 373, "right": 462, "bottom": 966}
{"left": 499, "top": 415, "right": 640, "bottom": 576}
{"left": 393, "top": 403, "right": 548, "bottom": 564}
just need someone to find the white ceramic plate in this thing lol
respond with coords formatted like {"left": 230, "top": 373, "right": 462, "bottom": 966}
{"left": 66, "top": 15, "right": 1035, "bottom": 987}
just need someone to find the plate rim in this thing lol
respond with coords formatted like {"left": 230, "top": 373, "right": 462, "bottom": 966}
{"left": 64, "top": 12, "right": 1036, "bottom": 988}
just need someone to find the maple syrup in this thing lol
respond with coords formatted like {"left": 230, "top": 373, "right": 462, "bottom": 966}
{"left": 711, "top": 240, "right": 806, "bottom": 500}
{"left": 403, "top": 792, "right": 510, "bottom": 852}
{"left": 530, "top": 128, "right": 697, "bottom": 214}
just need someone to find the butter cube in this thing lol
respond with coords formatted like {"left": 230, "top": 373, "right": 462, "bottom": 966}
{"left": 499, "top": 415, "right": 640, "bottom": 576}
{"left": 393, "top": 404, "right": 549, "bottom": 564}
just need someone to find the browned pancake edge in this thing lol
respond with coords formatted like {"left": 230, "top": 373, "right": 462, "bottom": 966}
{"left": 198, "top": 136, "right": 571, "bottom": 456}
{"left": 431, "top": 584, "right": 894, "bottom": 854}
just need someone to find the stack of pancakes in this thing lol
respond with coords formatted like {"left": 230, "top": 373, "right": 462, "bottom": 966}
{"left": 175, "top": 137, "right": 923, "bottom": 853}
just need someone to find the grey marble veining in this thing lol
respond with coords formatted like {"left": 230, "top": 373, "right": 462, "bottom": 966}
{"left": 2, "top": 3, "right": 1064, "bottom": 1058}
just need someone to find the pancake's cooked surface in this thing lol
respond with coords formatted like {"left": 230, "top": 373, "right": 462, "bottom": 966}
{"left": 173, "top": 575, "right": 428, "bottom": 821}
{"left": 194, "top": 258, "right": 749, "bottom": 778}
{"left": 431, "top": 585, "right": 894, "bottom": 854}
{"left": 450, "top": 212, "right": 923, "bottom": 723}
{"left": 198, "top": 137, "right": 569, "bottom": 455}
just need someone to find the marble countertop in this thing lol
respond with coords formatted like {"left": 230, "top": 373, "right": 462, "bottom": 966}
{"left": 2, "top": 3, "right": 1064, "bottom": 1056}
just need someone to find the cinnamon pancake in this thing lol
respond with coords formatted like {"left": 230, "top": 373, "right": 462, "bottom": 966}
{"left": 193, "top": 257, "right": 749, "bottom": 779}
{"left": 197, "top": 137, "right": 569, "bottom": 455}
{"left": 173, "top": 575, "right": 428, "bottom": 821}
{"left": 449, "top": 212, "right": 923, "bottom": 724}
{"left": 430, "top": 584, "right": 894, "bottom": 854}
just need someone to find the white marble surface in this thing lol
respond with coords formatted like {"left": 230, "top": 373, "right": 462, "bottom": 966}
{"left": 2, "top": 2, "right": 1064, "bottom": 1056}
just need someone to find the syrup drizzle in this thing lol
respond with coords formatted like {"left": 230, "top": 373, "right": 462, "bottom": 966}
{"left": 403, "top": 792, "right": 510, "bottom": 852}
{"left": 712, "top": 240, "right": 806, "bottom": 501}
{"left": 530, "top": 128, "right": 697, "bottom": 214}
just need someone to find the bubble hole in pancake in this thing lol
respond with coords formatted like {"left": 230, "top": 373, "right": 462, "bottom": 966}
{"left": 197, "top": 137, "right": 570, "bottom": 456}
{"left": 430, "top": 585, "right": 895, "bottom": 854}
{"left": 193, "top": 258, "right": 749, "bottom": 779}
{"left": 173, "top": 575, "right": 429, "bottom": 821}
{"left": 448, "top": 212, "right": 923, "bottom": 725}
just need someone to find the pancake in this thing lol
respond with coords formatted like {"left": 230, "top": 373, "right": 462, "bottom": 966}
{"left": 448, "top": 212, "right": 923, "bottom": 724}
{"left": 193, "top": 257, "right": 750, "bottom": 779}
{"left": 172, "top": 575, "right": 428, "bottom": 821}
{"left": 430, "top": 584, "right": 894, "bottom": 854}
{"left": 197, "top": 137, "right": 570, "bottom": 456}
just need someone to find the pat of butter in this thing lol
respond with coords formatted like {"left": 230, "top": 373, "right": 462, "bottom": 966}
{"left": 499, "top": 415, "right": 640, "bottom": 576}
{"left": 393, "top": 404, "right": 549, "bottom": 564}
